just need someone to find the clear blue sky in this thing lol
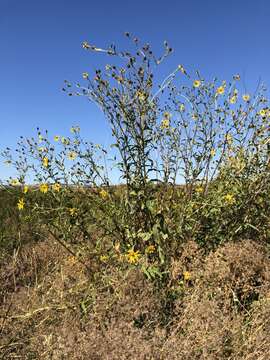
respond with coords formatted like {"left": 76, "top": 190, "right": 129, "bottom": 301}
{"left": 1, "top": 0, "right": 270, "bottom": 180}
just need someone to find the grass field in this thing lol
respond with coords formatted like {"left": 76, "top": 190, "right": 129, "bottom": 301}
{"left": 0, "top": 187, "right": 269, "bottom": 360}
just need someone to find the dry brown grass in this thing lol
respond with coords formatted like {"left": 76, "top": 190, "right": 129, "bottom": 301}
{"left": 0, "top": 239, "right": 269, "bottom": 359}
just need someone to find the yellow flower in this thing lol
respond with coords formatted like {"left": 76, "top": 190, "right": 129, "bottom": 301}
{"left": 61, "top": 137, "right": 70, "bottom": 145}
{"left": 70, "top": 126, "right": 80, "bottom": 134}
{"left": 39, "top": 183, "right": 49, "bottom": 193}
{"left": 242, "top": 94, "right": 250, "bottom": 102}
{"left": 67, "top": 151, "right": 77, "bottom": 160}
{"left": 259, "top": 109, "right": 266, "bottom": 117}
{"left": 210, "top": 148, "right": 216, "bottom": 157}
{"left": 226, "top": 134, "right": 233, "bottom": 145}
{"left": 99, "top": 189, "right": 109, "bottom": 199}
{"left": 10, "top": 178, "right": 19, "bottom": 186}
{"left": 42, "top": 157, "right": 49, "bottom": 167}
{"left": 146, "top": 245, "right": 155, "bottom": 254}
{"left": 160, "top": 119, "right": 170, "bottom": 129}
{"left": 179, "top": 104, "right": 185, "bottom": 112}
{"left": 52, "top": 183, "right": 61, "bottom": 192}
{"left": 224, "top": 193, "right": 236, "bottom": 205}
{"left": 183, "top": 271, "right": 191, "bottom": 281}
{"left": 82, "top": 72, "right": 89, "bottom": 79}
{"left": 195, "top": 186, "right": 204, "bottom": 194}
{"left": 69, "top": 207, "right": 78, "bottom": 216}
{"left": 38, "top": 134, "right": 43, "bottom": 143}
{"left": 230, "top": 96, "right": 237, "bottom": 104}
{"left": 137, "top": 91, "right": 146, "bottom": 102}
{"left": 17, "top": 198, "right": 25, "bottom": 210}
{"left": 54, "top": 135, "right": 60, "bottom": 142}
{"left": 126, "top": 249, "right": 140, "bottom": 264}
{"left": 100, "top": 255, "right": 109, "bottom": 262}
{"left": 193, "top": 79, "right": 201, "bottom": 88}
{"left": 216, "top": 86, "right": 225, "bottom": 95}
{"left": 23, "top": 185, "right": 29, "bottom": 194}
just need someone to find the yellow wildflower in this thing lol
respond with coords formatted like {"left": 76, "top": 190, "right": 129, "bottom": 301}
{"left": 226, "top": 134, "right": 233, "bottom": 145}
{"left": 99, "top": 189, "right": 109, "bottom": 199}
{"left": 230, "top": 96, "right": 237, "bottom": 104}
{"left": 179, "top": 104, "right": 185, "bottom": 112}
{"left": 242, "top": 94, "right": 250, "bottom": 102}
{"left": 23, "top": 185, "right": 29, "bottom": 194}
{"left": 259, "top": 109, "right": 266, "bottom": 117}
{"left": 70, "top": 126, "right": 80, "bottom": 134}
{"left": 224, "top": 193, "right": 236, "bottom": 205}
{"left": 61, "top": 137, "right": 70, "bottom": 145}
{"left": 67, "top": 151, "right": 77, "bottom": 160}
{"left": 69, "top": 207, "right": 78, "bottom": 216}
{"left": 160, "top": 119, "right": 170, "bottom": 129}
{"left": 183, "top": 271, "right": 191, "bottom": 281}
{"left": 100, "top": 255, "right": 109, "bottom": 262}
{"left": 193, "top": 79, "right": 201, "bottom": 88}
{"left": 54, "top": 135, "right": 60, "bottom": 142}
{"left": 216, "top": 86, "right": 225, "bottom": 95}
{"left": 17, "top": 198, "right": 25, "bottom": 210}
{"left": 52, "top": 183, "right": 61, "bottom": 192}
{"left": 126, "top": 249, "right": 140, "bottom": 264}
{"left": 39, "top": 183, "right": 49, "bottom": 193}
{"left": 42, "top": 157, "right": 49, "bottom": 167}
{"left": 38, "top": 134, "right": 43, "bottom": 143}
{"left": 195, "top": 186, "right": 204, "bottom": 194}
{"left": 210, "top": 148, "right": 216, "bottom": 157}
{"left": 146, "top": 245, "right": 155, "bottom": 254}
{"left": 10, "top": 178, "right": 19, "bottom": 186}
{"left": 82, "top": 72, "right": 89, "bottom": 79}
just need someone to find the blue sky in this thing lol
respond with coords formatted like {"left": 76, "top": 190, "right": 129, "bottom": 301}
{"left": 1, "top": 0, "right": 270, "bottom": 180}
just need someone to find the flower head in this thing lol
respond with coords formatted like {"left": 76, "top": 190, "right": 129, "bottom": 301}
{"left": 67, "top": 151, "right": 77, "bottom": 161}
{"left": 54, "top": 135, "right": 60, "bottom": 142}
{"left": 52, "top": 183, "right": 61, "bottom": 192}
{"left": 42, "top": 157, "right": 49, "bottom": 168}
{"left": 126, "top": 249, "right": 140, "bottom": 264}
{"left": 224, "top": 193, "right": 236, "bottom": 205}
{"left": 82, "top": 72, "right": 89, "bottom": 79}
{"left": 216, "top": 86, "right": 225, "bottom": 95}
{"left": 39, "top": 183, "right": 49, "bottom": 194}
{"left": 242, "top": 94, "right": 250, "bottom": 102}
{"left": 10, "top": 178, "right": 19, "bottom": 186}
{"left": 23, "top": 185, "right": 29, "bottom": 194}
{"left": 146, "top": 245, "right": 155, "bottom": 254}
{"left": 69, "top": 207, "right": 78, "bottom": 216}
{"left": 193, "top": 79, "right": 201, "bottom": 88}
{"left": 259, "top": 109, "right": 266, "bottom": 117}
{"left": 183, "top": 271, "right": 191, "bottom": 281}
{"left": 179, "top": 104, "right": 185, "bottom": 112}
{"left": 17, "top": 198, "right": 25, "bottom": 210}
{"left": 230, "top": 96, "right": 237, "bottom": 104}
{"left": 160, "top": 119, "right": 170, "bottom": 130}
{"left": 99, "top": 189, "right": 109, "bottom": 199}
